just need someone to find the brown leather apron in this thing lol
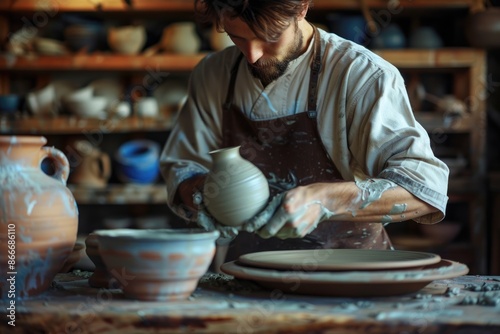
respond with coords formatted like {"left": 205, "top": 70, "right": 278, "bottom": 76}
{"left": 221, "top": 27, "right": 391, "bottom": 262}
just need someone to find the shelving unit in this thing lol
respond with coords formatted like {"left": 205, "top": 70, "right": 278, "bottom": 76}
{"left": 0, "top": 0, "right": 475, "bottom": 12}
{"left": 0, "top": 1, "right": 490, "bottom": 273}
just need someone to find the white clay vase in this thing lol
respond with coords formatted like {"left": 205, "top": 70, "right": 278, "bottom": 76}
{"left": 0, "top": 135, "right": 78, "bottom": 299}
{"left": 160, "top": 22, "right": 201, "bottom": 55}
{"left": 203, "top": 146, "right": 269, "bottom": 227}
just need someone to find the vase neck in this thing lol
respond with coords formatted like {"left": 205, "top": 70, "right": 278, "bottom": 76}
{"left": 210, "top": 147, "right": 241, "bottom": 163}
{"left": 0, "top": 136, "right": 45, "bottom": 167}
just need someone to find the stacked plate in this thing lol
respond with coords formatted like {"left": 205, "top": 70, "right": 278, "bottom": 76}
{"left": 220, "top": 249, "right": 469, "bottom": 297}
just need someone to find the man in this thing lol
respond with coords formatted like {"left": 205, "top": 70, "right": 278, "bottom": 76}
{"left": 160, "top": 0, "right": 449, "bottom": 262}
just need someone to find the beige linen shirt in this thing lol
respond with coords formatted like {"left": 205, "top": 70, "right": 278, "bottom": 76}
{"left": 160, "top": 28, "right": 449, "bottom": 224}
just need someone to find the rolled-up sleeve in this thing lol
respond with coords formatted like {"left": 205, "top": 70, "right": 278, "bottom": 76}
{"left": 345, "top": 64, "right": 449, "bottom": 223}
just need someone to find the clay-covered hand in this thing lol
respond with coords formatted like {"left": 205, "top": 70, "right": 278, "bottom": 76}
{"left": 193, "top": 192, "right": 240, "bottom": 239}
{"left": 242, "top": 187, "right": 332, "bottom": 239}
{"left": 176, "top": 175, "right": 239, "bottom": 239}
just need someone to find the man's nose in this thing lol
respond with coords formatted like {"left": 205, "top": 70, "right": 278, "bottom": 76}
{"left": 243, "top": 41, "right": 264, "bottom": 64}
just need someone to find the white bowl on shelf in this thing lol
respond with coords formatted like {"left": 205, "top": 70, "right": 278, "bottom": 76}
{"left": 64, "top": 96, "right": 108, "bottom": 118}
{"left": 62, "top": 86, "right": 94, "bottom": 102}
{"left": 26, "top": 84, "right": 57, "bottom": 116}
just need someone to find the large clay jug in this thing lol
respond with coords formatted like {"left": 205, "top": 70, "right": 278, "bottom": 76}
{"left": 0, "top": 135, "right": 78, "bottom": 299}
{"left": 67, "top": 139, "right": 111, "bottom": 189}
{"left": 203, "top": 146, "right": 269, "bottom": 227}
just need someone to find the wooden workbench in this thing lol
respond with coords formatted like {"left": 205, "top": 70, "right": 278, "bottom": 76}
{"left": 1, "top": 272, "right": 499, "bottom": 333}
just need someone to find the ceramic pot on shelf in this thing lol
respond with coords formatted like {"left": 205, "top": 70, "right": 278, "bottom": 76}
{"left": 203, "top": 146, "right": 270, "bottom": 227}
{"left": 107, "top": 25, "right": 146, "bottom": 55}
{"left": 114, "top": 139, "right": 160, "bottom": 184}
{"left": 465, "top": 7, "right": 500, "bottom": 49}
{"left": 209, "top": 25, "right": 234, "bottom": 51}
{"left": 67, "top": 139, "right": 111, "bottom": 189}
{"left": 160, "top": 22, "right": 201, "bottom": 55}
{"left": 0, "top": 135, "right": 79, "bottom": 299}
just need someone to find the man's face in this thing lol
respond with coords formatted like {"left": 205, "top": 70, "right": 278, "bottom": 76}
{"left": 222, "top": 17, "right": 303, "bottom": 85}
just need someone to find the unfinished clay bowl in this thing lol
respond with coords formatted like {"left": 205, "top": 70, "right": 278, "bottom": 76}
{"left": 94, "top": 228, "right": 219, "bottom": 301}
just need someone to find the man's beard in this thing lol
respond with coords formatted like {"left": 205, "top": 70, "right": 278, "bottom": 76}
{"left": 248, "top": 22, "right": 303, "bottom": 86}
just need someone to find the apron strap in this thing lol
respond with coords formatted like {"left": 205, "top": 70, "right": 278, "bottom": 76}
{"left": 224, "top": 53, "right": 244, "bottom": 110}
{"left": 307, "top": 25, "right": 322, "bottom": 115}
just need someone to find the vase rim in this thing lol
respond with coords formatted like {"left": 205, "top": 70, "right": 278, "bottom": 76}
{"left": 209, "top": 146, "right": 241, "bottom": 155}
{"left": 94, "top": 228, "right": 220, "bottom": 241}
{"left": 0, "top": 135, "right": 47, "bottom": 145}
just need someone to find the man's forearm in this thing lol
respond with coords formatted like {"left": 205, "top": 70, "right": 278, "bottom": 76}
{"left": 290, "top": 179, "right": 438, "bottom": 224}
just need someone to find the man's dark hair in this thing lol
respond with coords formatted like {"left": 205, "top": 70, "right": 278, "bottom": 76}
{"left": 194, "top": 0, "right": 313, "bottom": 42}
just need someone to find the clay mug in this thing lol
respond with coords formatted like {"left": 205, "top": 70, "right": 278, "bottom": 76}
{"left": 203, "top": 146, "right": 270, "bottom": 227}
{"left": 67, "top": 139, "right": 111, "bottom": 189}
{"left": 0, "top": 135, "right": 78, "bottom": 299}
{"left": 160, "top": 21, "right": 201, "bottom": 55}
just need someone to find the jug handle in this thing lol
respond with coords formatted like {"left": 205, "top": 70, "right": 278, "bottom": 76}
{"left": 91, "top": 152, "right": 112, "bottom": 180}
{"left": 39, "top": 147, "right": 70, "bottom": 185}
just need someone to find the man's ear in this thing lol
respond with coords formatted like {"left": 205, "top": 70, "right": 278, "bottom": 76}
{"left": 298, "top": 2, "right": 310, "bottom": 20}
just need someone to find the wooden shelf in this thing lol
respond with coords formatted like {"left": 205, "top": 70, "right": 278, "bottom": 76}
{"left": 414, "top": 112, "right": 471, "bottom": 133}
{"left": 0, "top": 53, "right": 206, "bottom": 72}
{"left": 69, "top": 184, "right": 167, "bottom": 205}
{"left": 0, "top": 0, "right": 473, "bottom": 12}
{"left": 0, "top": 115, "right": 173, "bottom": 134}
{"left": 0, "top": 49, "right": 483, "bottom": 72}
{"left": 6, "top": 112, "right": 469, "bottom": 138}
{"left": 373, "top": 48, "right": 485, "bottom": 69}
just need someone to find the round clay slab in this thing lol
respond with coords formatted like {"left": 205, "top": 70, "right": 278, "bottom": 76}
{"left": 221, "top": 259, "right": 469, "bottom": 297}
{"left": 238, "top": 249, "right": 441, "bottom": 271}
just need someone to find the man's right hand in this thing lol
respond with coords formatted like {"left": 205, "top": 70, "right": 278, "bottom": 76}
{"left": 175, "top": 175, "right": 240, "bottom": 239}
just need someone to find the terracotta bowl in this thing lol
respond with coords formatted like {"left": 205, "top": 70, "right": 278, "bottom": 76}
{"left": 94, "top": 228, "right": 219, "bottom": 301}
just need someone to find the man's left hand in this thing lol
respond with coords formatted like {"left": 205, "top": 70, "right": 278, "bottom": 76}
{"left": 242, "top": 186, "right": 331, "bottom": 239}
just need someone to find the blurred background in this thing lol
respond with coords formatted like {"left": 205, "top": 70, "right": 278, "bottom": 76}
{"left": 0, "top": 0, "right": 499, "bottom": 275}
